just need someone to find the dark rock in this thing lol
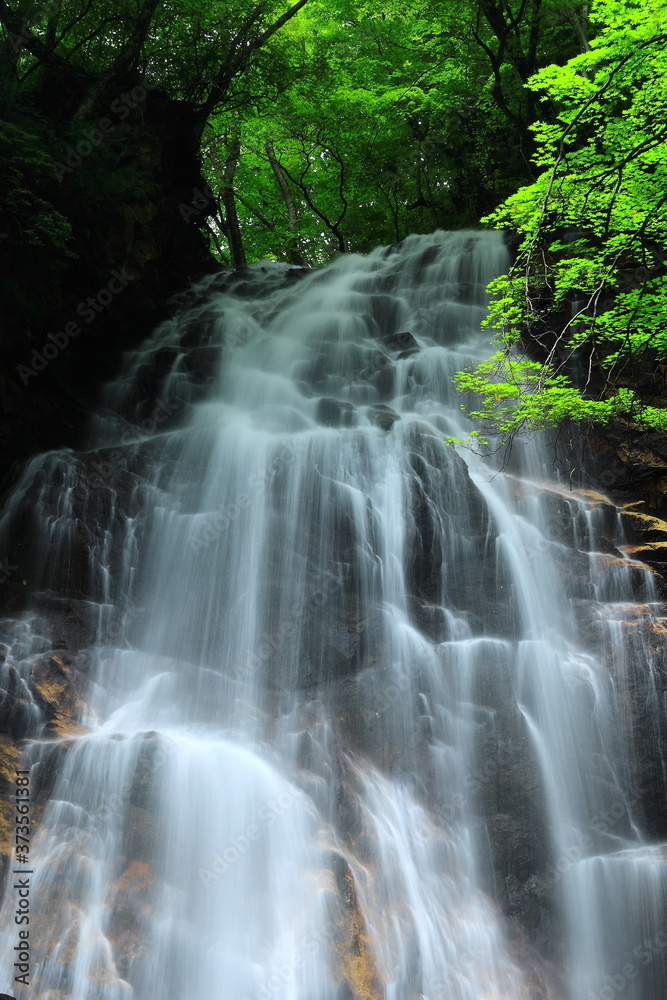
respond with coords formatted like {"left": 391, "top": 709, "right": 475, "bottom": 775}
{"left": 470, "top": 645, "right": 553, "bottom": 948}
{"left": 0, "top": 664, "right": 34, "bottom": 739}
{"left": 298, "top": 599, "right": 382, "bottom": 688}
{"left": 29, "top": 739, "right": 73, "bottom": 805}
{"left": 618, "top": 508, "right": 667, "bottom": 581}
{"left": 567, "top": 419, "right": 667, "bottom": 517}
{"left": 39, "top": 599, "right": 102, "bottom": 651}
{"left": 124, "top": 732, "right": 171, "bottom": 864}
{"left": 284, "top": 266, "right": 312, "bottom": 284}
{"left": 369, "top": 362, "right": 395, "bottom": 399}
{"left": 180, "top": 344, "right": 220, "bottom": 382}
{"left": 367, "top": 404, "right": 399, "bottom": 431}
{"left": 316, "top": 397, "right": 356, "bottom": 427}
{"left": 378, "top": 330, "right": 418, "bottom": 353}
{"left": 592, "top": 606, "right": 667, "bottom": 838}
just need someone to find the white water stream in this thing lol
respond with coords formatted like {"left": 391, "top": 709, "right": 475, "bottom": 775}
{"left": 0, "top": 231, "right": 665, "bottom": 1000}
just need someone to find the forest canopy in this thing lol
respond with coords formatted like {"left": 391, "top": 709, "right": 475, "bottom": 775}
{"left": 0, "top": 0, "right": 586, "bottom": 266}
{"left": 1, "top": 0, "right": 666, "bottom": 436}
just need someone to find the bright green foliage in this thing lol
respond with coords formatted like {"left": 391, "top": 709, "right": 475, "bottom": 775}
{"left": 201, "top": 0, "right": 584, "bottom": 264}
{"left": 458, "top": 0, "right": 667, "bottom": 440}
{"left": 453, "top": 355, "right": 667, "bottom": 448}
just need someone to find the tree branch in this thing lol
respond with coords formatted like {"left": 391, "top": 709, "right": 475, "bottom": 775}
{"left": 196, "top": 0, "right": 310, "bottom": 119}
{"left": 0, "top": 0, "right": 84, "bottom": 86}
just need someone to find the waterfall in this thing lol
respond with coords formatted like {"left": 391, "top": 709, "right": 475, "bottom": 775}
{"left": 0, "top": 230, "right": 665, "bottom": 1000}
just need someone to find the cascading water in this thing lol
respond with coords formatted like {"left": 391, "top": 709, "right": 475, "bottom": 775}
{"left": 0, "top": 230, "right": 665, "bottom": 1000}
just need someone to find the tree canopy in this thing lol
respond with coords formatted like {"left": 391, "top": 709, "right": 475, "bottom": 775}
{"left": 2, "top": 0, "right": 666, "bottom": 447}
{"left": 0, "top": 0, "right": 585, "bottom": 271}
{"left": 454, "top": 0, "right": 667, "bottom": 443}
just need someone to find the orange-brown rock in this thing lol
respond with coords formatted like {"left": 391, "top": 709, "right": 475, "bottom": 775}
{"left": 0, "top": 734, "right": 21, "bottom": 860}
{"left": 29, "top": 651, "right": 89, "bottom": 737}
{"left": 321, "top": 852, "right": 383, "bottom": 1000}
{"left": 107, "top": 860, "right": 154, "bottom": 977}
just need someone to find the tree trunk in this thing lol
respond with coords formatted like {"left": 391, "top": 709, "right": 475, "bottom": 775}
{"left": 222, "top": 137, "right": 247, "bottom": 269}
{"left": 265, "top": 138, "right": 306, "bottom": 265}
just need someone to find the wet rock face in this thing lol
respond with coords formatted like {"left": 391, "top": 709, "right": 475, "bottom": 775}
{"left": 470, "top": 648, "right": 553, "bottom": 949}
{"left": 316, "top": 397, "right": 357, "bottom": 427}
{"left": 367, "top": 404, "right": 399, "bottom": 431}
{"left": 29, "top": 651, "right": 88, "bottom": 737}
{"left": 107, "top": 860, "right": 154, "bottom": 978}
{"left": 2, "top": 250, "right": 667, "bottom": 999}
{"left": 589, "top": 606, "right": 667, "bottom": 839}
{"left": 377, "top": 330, "right": 418, "bottom": 354}
{"left": 618, "top": 508, "right": 667, "bottom": 587}
{"left": 124, "top": 733, "right": 169, "bottom": 866}
{"left": 558, "top": 419, "right": 667, "bottom": 520}
{"left": 401, "top": 428, "right": 517, "bottom": 639}
{"left": 0, "top": 618, "right": 94, "bottom": 879}
{"left": 1, "top": 455, "right": 145, "bottom": 611}
{"left": 0, "top": 662, "right": 34, "bottom": 740}
{"left": 320, "top": 850, "right": 384, "bottom": 1000}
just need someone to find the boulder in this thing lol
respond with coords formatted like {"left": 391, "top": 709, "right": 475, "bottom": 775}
{"left": 378, "top": 330, "right": 418, "bottom": 353}
{"left": 316, "top": 397, "right": 356, "bottom": 427}
{"left": 367, "top": 404, "right": 400, "bottom": 431}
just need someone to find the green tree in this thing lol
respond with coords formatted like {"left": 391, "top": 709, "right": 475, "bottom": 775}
{"left": 453, "top": 0, "right": 667, "bottom": 444}
{"left": 0, "top": 0, "right": 312, "bottom": 339}
{"left": 200, "top": 0, "right": 583, "bottom": 265}
{"left": 0, "top": 0, "right": 586, "bottom": 279}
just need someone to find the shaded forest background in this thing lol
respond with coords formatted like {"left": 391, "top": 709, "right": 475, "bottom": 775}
{"left": 0, "top": 0, "right": 666, "bottom": 491}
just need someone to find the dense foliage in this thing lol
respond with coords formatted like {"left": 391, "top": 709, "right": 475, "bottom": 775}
{"left": 1, "top": 0, "right": 666, "bottom": 443}
{"left": 0, "top": 0, "right": 583, "bottom": 274}
{"left": 456, "top": 0, "right": 667, "bottom": 441}
{"left": 201, "top": 0, "right": 584, "bottom": 264}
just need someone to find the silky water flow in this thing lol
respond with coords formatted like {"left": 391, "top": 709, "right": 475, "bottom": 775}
{"left": 0, "top": 231, "right": 665, "bottom": 1000}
